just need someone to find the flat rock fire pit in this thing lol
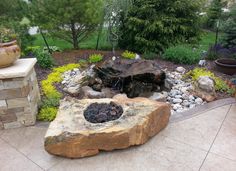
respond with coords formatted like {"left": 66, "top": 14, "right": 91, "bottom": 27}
{"left": 44, "top": 94, "right": 170, "bottom": 158}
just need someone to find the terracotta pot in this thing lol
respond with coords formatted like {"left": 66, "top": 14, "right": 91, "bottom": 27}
{"left": 215, "top": 58, "right": 236, "bottom": 75}
{"left": 0, "top": 40, "right": 21, "bottom": 68}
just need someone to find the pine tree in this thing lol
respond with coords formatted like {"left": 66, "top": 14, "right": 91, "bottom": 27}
{"left": 223, "top": 5, "right": 236, "bottom": 48}
{"left": 30, "top": 0, "right": 104, "bottom": 49}
{"left": 207, "top": 0, "right": 224, "bottom": 28}
{"left": 118, "top": 0, "right": 202, "bottom": 53}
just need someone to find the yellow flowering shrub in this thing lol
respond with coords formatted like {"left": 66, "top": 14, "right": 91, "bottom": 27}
{"left": 38, "top": 63, "right": 80, "bottom": 121}
{"left": 186, "top": 68, "right": 230, "bottom": 92}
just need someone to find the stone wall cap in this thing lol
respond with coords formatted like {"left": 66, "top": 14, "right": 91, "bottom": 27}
{"left": 0, "top": 58, "right": 37, "bottom": 79}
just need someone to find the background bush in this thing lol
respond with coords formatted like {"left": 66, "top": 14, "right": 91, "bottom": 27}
{"left": 142, "top": 52, "right": 157, "bottom": 60}
{"left": 89, "top": 54, "right": 103, "bottom": 63}
{"left": 121, "top": 50, "right": 136, "bottom": 59}
{"left": 162, "top": 45, "right": 201, "bottom": 64}
{"left": 222, "top": 4, "right": 236, "bottom": 48}
{"left": 207, "top": 44, "right": 236, "bottom": 60}
{"left": 35, "top": 49, "right": 54, "bottom": 69}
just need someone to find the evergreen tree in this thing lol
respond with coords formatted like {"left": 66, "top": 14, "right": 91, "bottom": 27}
{"left": 30, "top": 0, "right": 104, "bottom": 49}
{"left": 223, "top": 4, "right": 236, "bottom": 48}
{"left": 207, "top": 0, "right": 224, "bottom": 28}
{"left": 118, "top": 0, "right": 202, "bottom": 53}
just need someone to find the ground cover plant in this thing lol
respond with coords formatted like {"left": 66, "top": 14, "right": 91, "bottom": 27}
{"left": 121, "top": 50, "right": 136, "bottom": 59}
{"left": 38, "top": 63, "right": 80, "bottom": 121}
{"left": 89, "top": 54, "right": 104, "bottom": 63}
{"left": 185, "top": 68, "right": 231, "bottom": 92}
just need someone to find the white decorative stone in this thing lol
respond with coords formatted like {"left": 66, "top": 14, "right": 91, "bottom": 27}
{"left": 173, "top": 98, "right": 183, "bottom": 104}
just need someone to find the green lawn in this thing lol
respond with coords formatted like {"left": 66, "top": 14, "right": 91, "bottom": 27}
{"left": 32, "top": 29, "right": 218, "bottom": 53}
{"left": 198, "top": 31, "right": 217, "bottom": 52}
{"left": 32, "top": 30, "right": 112, "bottom": 51}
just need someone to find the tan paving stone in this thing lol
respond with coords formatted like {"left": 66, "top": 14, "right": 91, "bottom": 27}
{"left": 49, "top": 136, "right": 207, "bottom": 171}
{"left": 201, "top": 153, "right": 236, "bottom": 171}
{"left": 0, "top": 138, "right": 43, "bottom": 171}
{"left": 0, "top": 127, "right": 62, "bottom": 170}
{"left": 211, "top": 104, "right": 236, "bottom": 161}
{"left": 159, "top": 105, "right": 231, "bottom": 151}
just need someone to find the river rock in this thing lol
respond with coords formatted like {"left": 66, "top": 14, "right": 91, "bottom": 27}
{"left": 44, "top": 95, "right": 171, "bottom": 158}
{"left": 149, "top": 92, "right": 167, "bottom": 102}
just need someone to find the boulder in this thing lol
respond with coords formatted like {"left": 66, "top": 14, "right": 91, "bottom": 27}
{"left": 175, "top": 67, "right": 186, "bottom": 74}
{"left": 44, "top": 95, "right": 170, "bottom": 158}
{"left": 94, "top": 59, "right": 166, "bottom": 98}
{"left": 193, "top": 76, "right": 216, "bottom": 102}
{"left": 149, "top": 92, "right": 167, "bottom": 102}
{"left": 197, "top": 76, "right": 215, "bottom": 92}
{"left": 80, "top": 86, "right": 106, "bottom": 99}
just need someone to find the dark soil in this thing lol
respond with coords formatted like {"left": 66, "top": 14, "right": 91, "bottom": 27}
{"left": 84, "top": 102, "right": 123, "bottom": 123}
{"left": 34, "top": 49, "right": 236, "bottom": 99}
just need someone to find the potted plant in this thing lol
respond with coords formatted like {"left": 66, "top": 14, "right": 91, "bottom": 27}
{"left": 0, "top": 27, "right": 21, "bottom": 68}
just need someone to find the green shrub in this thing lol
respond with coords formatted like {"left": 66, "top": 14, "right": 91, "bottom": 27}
{"left": 38, "top": 63, "right": 81, "bottom": 121}
{"left": 121, "top": 50, "right": 136, "bottom": 59}
{"left": 185, "top": 68, "right": 230, "bottom": 92}
{"left": 118, "top": 0, "right": 201, "bottom": 53}
{"left": 35, "top": 49, "right": 54, "bottom": 69}
{"left": 222, "top": 4, "right": 236, "bottom": 48}
{"left": 142, "top": 52, "right": 157, "bottom": 60}
{"left": 43, "top": 46, "right": 61, "bottom": 53}
{"left": 37, "top": 107, "right": 58, "bottom": 122}
{"left": 163, "top": 45, "right": 200, "bottom": 64}
{"left": 24, "top": 46, "right": 41, "bottom": 55}
{"left": 89, "top": 54, "right": 103, "bottom": 63}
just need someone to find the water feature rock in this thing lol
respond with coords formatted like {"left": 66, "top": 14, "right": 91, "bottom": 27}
{"left": 44, "top": 95, "right": 171, "bottom": 158}
{"left": 94, "top": 59, "right": 166, "bottom": 98}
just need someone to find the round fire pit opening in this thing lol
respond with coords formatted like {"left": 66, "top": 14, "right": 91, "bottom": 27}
{"left": 84, "top": 102, "right": 123, "bottom": 123}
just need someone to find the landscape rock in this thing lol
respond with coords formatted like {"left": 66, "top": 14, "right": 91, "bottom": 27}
{"left": 149, "top": 92, "right": 167, "bottom": 102}
{"left": 176, "top": 67, "right": 186, "bottom": 74}
{"left": 94, "top": 59, "right": 166, "bottom": 98}
{"left": 44, "top": 95, "right": 171, "bottom": 158}
{"left": 197, "top": 76, "right": 215, "bottom": 93}
{"left": 173, "top": 98, "right": 183, "bottom": 104}
{"left": 193, "top": 76, "right": 216, "bottom": 102}
{"left": 67, "top": 86, "right": 80, "bottom": 96}
{"left": 80, "top": 86, "right": 106, "bottom": 99}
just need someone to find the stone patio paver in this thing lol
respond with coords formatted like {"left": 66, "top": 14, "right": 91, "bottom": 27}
{"left": 0, "top": 127, "right": 63, "bottom": 170}
{"left": 210, "top": 104, "right": 236, "bottom": 161}
{"left": 0, "top": 103, "right": 235, "bottom": 171}
{"left": 0, "top": 138, "right": 43, "bottom": 171}
{"left": 200, "top": 153, "right": 236, "bottom": 171}
{"left": 159, "top": 105, "right": 231, "bottom": 151}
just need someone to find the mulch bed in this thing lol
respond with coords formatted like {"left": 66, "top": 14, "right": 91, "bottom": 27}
{"left": 34, "top": 49, "right": 236, "bottom": 99}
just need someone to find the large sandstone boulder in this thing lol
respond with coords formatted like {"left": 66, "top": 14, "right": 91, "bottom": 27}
{"left": 44, "top": 94, "right": 170, "bottom": 158}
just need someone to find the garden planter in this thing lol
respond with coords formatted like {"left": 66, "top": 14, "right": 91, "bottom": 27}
{"left": 215, "top": 58, "right": 236, "bottom": 75}
{"left": 0, "top": 40, "right": 21, "bottom": 68}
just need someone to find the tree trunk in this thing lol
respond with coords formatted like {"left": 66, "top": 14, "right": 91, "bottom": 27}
{"left": 71, "top": 21, "right": 79, "bottom": 49}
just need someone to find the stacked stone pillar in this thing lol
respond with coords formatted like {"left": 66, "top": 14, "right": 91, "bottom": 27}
{"left": 0, "top": 59, "right": 40, "bottom": 129}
